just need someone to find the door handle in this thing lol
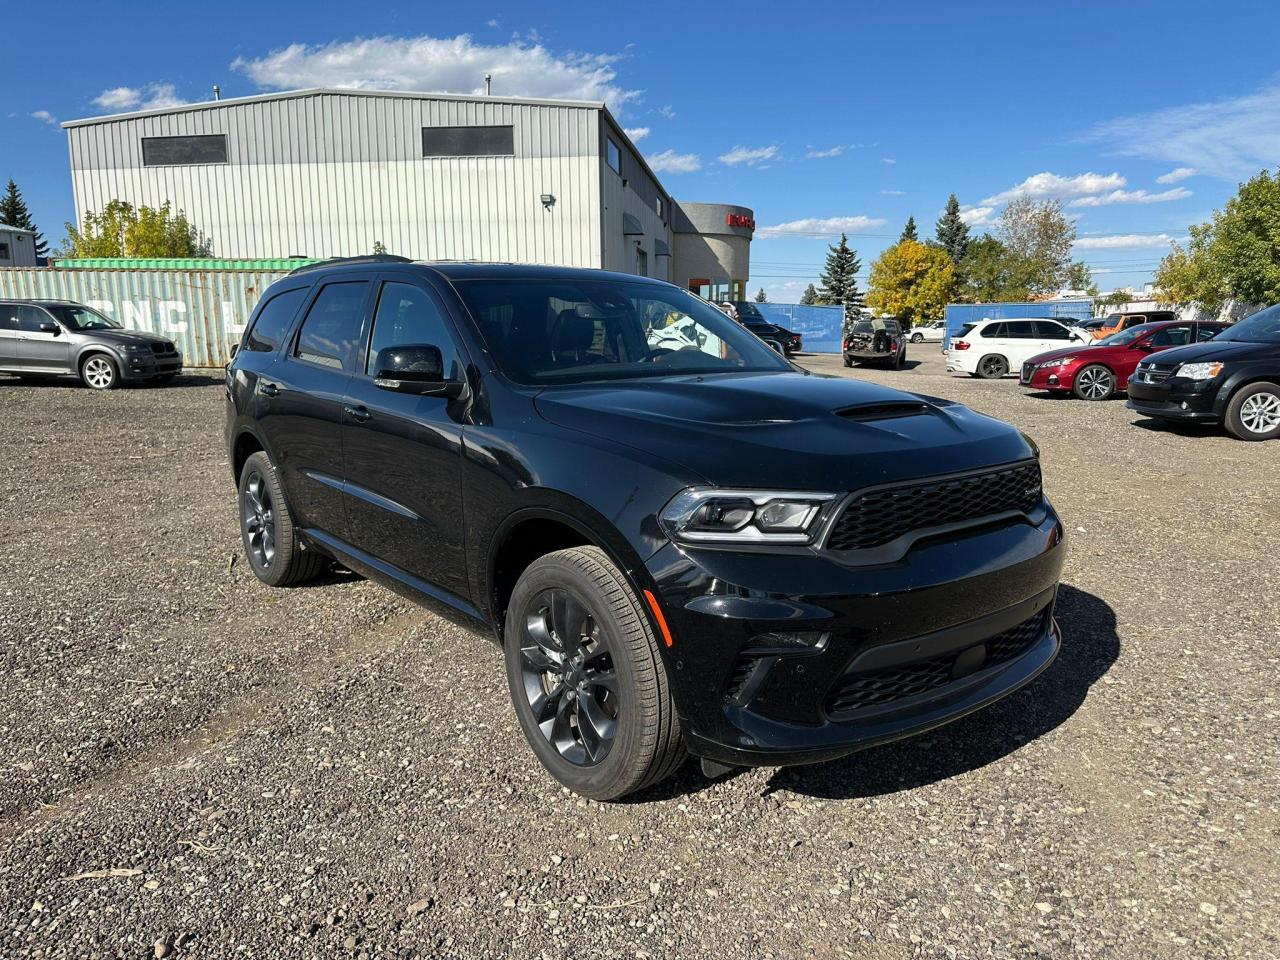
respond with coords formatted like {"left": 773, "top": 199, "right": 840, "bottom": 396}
{"left": 258, "top": 381, "right": 281, "bottom": 397}
{"left": 344, "top": 404, "right": 372, "bottom": 423}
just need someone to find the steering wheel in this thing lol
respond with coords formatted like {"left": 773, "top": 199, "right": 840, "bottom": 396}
{"left": 638, "top": 347, "right": 675, "bottom": 363}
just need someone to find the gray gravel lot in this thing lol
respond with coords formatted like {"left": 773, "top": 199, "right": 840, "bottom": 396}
{"left": 1, "top": 353, "right": 1277, "bottom": 959}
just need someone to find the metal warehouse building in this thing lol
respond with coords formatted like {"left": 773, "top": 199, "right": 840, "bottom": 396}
{"left": 62, "top": 88, "right": 754, "bottom": 299}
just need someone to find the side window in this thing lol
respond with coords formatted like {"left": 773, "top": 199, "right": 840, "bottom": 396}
{"left": 1196, "top": 325, "right": 1222, "bottom": 342}
{"left": 293, "top": 282, "right": 370, "bottom": 371}
{"left": 981, "top": 322, "right": 1005, "bottom": 338}
{"left": 1035, "top": 321, "right": 1072, "bottom": 340}
{"left": 14, "top": 306, "right": 53, "bottom": 332}
{"left": 366, "top": 282, "right": 462, "bottom": 378}
{"left": 245, "top": 287, "right": 307, "bottom": 353}
{"left": 606, "top": 139, "right": 622, "bottom": 174}
{"left": 1148, "top": 325, "right": 1192, "bottom": 348}
{"left": 1004, "top": 322, "right": 1035, "bottom": 338}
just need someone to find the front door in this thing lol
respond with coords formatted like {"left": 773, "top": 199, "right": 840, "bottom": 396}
{"left": 340, "top": 277, "right": 470, "bottom": 599}
{"left": 0, "top": 305, "right": 19, "bottom": 367}
{"left": 16, "top": 306, "right": 72, "bottom": 372}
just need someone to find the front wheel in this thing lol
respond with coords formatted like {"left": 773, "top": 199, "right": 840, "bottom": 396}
{"left": 1225, "top": 382, "right": 1280, "bottom": 440}
{"left": 1072, "top": 364, "right": 1115, "bottom": 401}
{"left": 504, "top": 547, "right": 685, "bottom": 800}
{"left": 976, "top": 354, "right": 1009, "bottom": 379}
{"left": 80, "top": 354, "right": 119, "bottom": 390}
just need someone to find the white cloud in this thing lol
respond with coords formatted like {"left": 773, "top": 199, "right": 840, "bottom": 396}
{"left": 623, "top": 126, "right": 649, "bottom": 142}
{"left": 1069, "top": 186, "right": 1192, "bottom": 208}
{"left": 1083, "top": 83, "right": 1280, "bottom": 180}
{"left": 1156, "top": 166, "right": 1196, "bottom": 184}
{"left": 959, "top": 205, "right": 997, "bottom": 226}
{"left": 657, "top": 104, "right": 676, "bottom": 119}
{"left": 880, "top": 157, "right": 896, "bottom": 165}
{"left": 31, "top": 109, "right": 57, "bottom": 125}
{"left": 981, "top": 171, "right": 1126, "bottom": 206}
{"left": 1074, "top": 233, "right": 1181, "bottom": 250}
{"left": 232, "top": 34, "right": 639, "bottom": 109}
{"left": 646, "top": 149, "right": 701, "bottom": 173}
{"left": 879, "top": 189, "right": 905, "bottom": 196}
{"left": 757, "top": 215, "right": 886, "bottom": 238}
{"left": 486, "top": 18, "right": 499, "bottom": 27}
{"left": 92, "top": 82, "right": 187, "bottom": 112}
{"left": 718, "top": 144, "right": 779, "bottom": 167}
{"left": 805, "top": 145, "right": 843, "bottom": 159}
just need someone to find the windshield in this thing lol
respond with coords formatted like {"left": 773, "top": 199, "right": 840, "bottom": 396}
{"left": 1217, "top": 304, "right": 1280, "bottom": 343}
{"left": 453, "top": 278, "right": 791, "bottom": 385}
{"left": 46, "top": 305, "right": 122, "bottom": 331}
{"left": 734, "top": 302, "right": 765, "bottom": 322}
{"left": 1096, "top": 323, "right": 1159, "bottom": 346}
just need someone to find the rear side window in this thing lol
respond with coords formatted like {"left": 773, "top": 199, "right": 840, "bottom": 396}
{"left": 244, "top": 288, "right": 307, "bottom": 353}
{"left": 1003, "top": 322, "right": 1036, "bottom": 338}
{"left": 1035, "top": 321, "right": 1072, "bottom": 340}
{"left": 293, "top": 282, "right": 370, "bottom": 371}
{"left": 981, "top": 322, "right": 1006, "bottom": 338}
{"left": 958, "top": 323, "right": 976, "bottom": 338}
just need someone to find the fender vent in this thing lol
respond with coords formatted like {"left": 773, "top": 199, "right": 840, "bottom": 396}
{"left": 835, "top": 401, "right": 931, "bottom": 422}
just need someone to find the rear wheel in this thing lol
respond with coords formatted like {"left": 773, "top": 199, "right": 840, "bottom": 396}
{"left": 1072, "top": 364, "right": 1115, "bottom": 401}
{"left": 976, "top": 354, "right": 1009, "bottom": 379}
{"left": 910, "top": 332, "right": 923, "bottom": 343}
{"left": 894, "top": 349, "right": 906, "bottom": 370}
{"left": 1225, "top": 382, "right": 1280, "bottom": 440}
{"left": 80, "top": 354, "right": 118, "bottom": 390}
{"left": 504, "top": 547, "right": 685, "bottom": 800}
{"left": 238, "top": 451, "right": 326, "bottom": 586}
{"left": 843, "top": 357, "right": 853, "bottom": 367}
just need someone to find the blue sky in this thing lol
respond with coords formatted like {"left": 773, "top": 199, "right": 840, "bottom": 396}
{"left": 5, "top": 0, "right": 1279, "bottom": 299}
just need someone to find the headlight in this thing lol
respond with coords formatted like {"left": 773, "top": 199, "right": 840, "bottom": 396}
{"left": 660, "top": 488, "right": 839, "bottom": 544}
{"left": 1037, "top": 357, "right": 1074, "bottom": 369}
{"left": 1175, "top": 361, "right": 1224, "bottom": 380}
{"left": 126, "top": 343, "right": 152, "bottom": 353}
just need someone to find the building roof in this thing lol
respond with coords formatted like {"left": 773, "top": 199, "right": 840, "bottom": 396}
{"left": 61, "top": 87, "right": 608, "bottom": 129}
{"left": 0, "top": 224, "right": 36, "bottom": 236}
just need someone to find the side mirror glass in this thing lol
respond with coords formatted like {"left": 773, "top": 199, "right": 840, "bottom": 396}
{"left": 373, "top": 344, "right": 464, "bottom": 398}
{"left": 228, "top": 343, "right": 239, "bottom": 358}
{"left": 39, "top": 321, "right": 59, "bottom": 335}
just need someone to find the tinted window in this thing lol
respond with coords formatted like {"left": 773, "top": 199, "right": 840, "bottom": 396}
{"left": 981, "top": 322, "right": 1006, "bottom": 338}
{"left": 606, "top": 139, "right": 622, "bottom": 174}
{"left": 1035, "top": 321, "right": 1072, "bottom": 340}
{"left": 245, "top": 287, "right": 307, "bottom": 353}
{"left": 366, "top": 282, "right": 461, "bottom": 378}
{"left": 141, "top": 135, "right": 228, "bottom": 166}
{"left": 13, "top": 306, "right": 52, "bottom": 332}
{"left": 1004, "top": 321, "right": 1036, "bottom": 338}
{"left": 1148, "top": 325, "right": 1192, "bottom": 348}
{"left": 1218, "top": 304, "right": 1280, "bottom": 343}
{"left": 1197, "top": 324, "right": 1224, "bottom": 342}
{"left": 422, "top": 125, "right": 514, "bottom": 157}
{"left": 294, "top": 282, "right": 370, "bottom": 371}
{"left": 958, "top": 323, "right": 977, "bottom": 337}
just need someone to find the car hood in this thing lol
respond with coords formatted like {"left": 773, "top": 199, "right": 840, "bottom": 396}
{"left": 84, "top": 329, "right": 174, "bottom": 346}
{"left": 533, "top": 371, "right": 1035, "bottom": 489}
{"left": 1143, "top": 338, "right": 1278, "bottom": 365}
{"left": 1026, "top": 344, "right": 1115, "bottom": 365}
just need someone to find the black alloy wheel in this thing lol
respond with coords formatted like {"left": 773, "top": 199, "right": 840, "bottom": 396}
{"left": 237, "top": 450, "right": 325, "bottom": 587}
{"left": 977, "top": 354, "right": 1009, "bottom": 379}
{"left": 241, "top": 469, "right": 277, "bottom": 571}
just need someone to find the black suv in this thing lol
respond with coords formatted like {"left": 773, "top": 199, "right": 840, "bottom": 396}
{"left": 1127, "top": 304, "right": 1280, "bottom": 440}
{"left": 225, "top": 258, "right": 1065, "bottom": 799}
{"left": 844, "top": 318, "right": 906, "bottom": 369}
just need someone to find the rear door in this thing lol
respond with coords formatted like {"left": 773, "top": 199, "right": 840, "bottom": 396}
{"left": 15, "top": 306, "right": 72, "bottom": 372}
{"left": 999, "top": 321, "right": 1041, "bottom": 366}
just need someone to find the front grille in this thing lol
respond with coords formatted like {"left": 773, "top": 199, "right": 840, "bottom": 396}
{"left": 1021, "top": 362, "right": 1034, "bottom": 383}
{"left": 826, "top": 608, "right": 1049, "bottom": 718}
{"left": 1134, "top": 363, "right": 1173, "bottom": 384}
{"left": 825, "top": 461, "right": 1042, "bottom": 552}
{"left": 150, "top": 341, "right": 177, "bottom": 356}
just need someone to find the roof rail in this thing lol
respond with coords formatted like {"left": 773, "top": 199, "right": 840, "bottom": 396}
{"left": 288, "top": 254, "right": 412, "bottom": 276}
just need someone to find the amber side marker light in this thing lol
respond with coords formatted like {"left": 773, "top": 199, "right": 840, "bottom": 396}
{"left": 643, "top": 590, "right": 675, "bottom": 648}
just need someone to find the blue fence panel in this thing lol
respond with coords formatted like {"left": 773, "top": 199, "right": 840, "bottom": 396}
{"left": 748, "top": 303, "right": 845, "bottom": 353}
{"left": 943, "top": 299, "right": 1093, "bottom": 347}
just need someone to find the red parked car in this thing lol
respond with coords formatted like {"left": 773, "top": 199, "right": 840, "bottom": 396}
{"left": 1020, "top": 319, "right": 1229, "bottom": 400}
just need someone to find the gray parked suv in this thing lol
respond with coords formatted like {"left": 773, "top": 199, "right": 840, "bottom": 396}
{"left": 0, "top": 299, "right": 182, "bottom": 389}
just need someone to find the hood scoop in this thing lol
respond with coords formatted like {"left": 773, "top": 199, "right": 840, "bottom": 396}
{"left": 835, "top": 400, "right": 933, "bottom": 422}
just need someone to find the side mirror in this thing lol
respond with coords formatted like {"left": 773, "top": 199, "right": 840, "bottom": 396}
{"left": 39, "top": 321, "right": 59, "bottom": 335}
{"left": 1135, "top": 342, "right": 1155, "bottom": 351}
{"left": 229, "top": 343, "right": 239, "bottom": 358}
{"left": 373, "top": 344, "right": 464, "bottom": 398}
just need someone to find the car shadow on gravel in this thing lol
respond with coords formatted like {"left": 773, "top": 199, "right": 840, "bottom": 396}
{"left": 1129, "top": 416, "right": 1221, "bottom": 439}
{"left": 761, "top": 583, "right": 1120, "bottom": 800}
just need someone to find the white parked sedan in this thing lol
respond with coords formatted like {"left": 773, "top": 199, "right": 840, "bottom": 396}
{"left": 907, "top": 319, "right": 948, "bottom": 343}
{"left": 945, "top": 317, "right": 1089, "bottom": 379}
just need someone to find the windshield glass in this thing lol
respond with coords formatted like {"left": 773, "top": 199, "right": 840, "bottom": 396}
{"left": 1097, "top": 323, "right": 1158, "bottom": 346}
{"left": 46, "top": 305, "right": 122, "bottom": 331}
{"left": 1217, "top": 304, "right": 1280, "bottom": 343}
{"left": 453, "top": 279, "right": 791, "bottom": 385}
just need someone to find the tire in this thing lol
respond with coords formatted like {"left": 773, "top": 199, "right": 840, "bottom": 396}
{"left": 1072, "top": 364, "right": 1115, "bottom": 401}
{"left": 976, "top": 354, "right": 1009, "bottom": 379}
{"left": 910, "top": 332, "right": 923, "bottom": 343}
{"left": 1225, "top": 381, "right": 1280, "bottom": 441}
{"left": 80, "top": 353, "right": 119, "bottom": 390}
{"left": 504, "top": 546, "right": 685, "bottom": 800}
{"left": 237, "top": 451, "right": 326, "bottom": 587}
{"left": 843, "top": 357, "right": 853, "bottom": 367}
{"left": 894, "top": 349, "right": 906, "bottom": 370}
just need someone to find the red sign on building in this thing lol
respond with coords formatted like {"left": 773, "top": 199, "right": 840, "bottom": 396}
{"left": 725, "top": 213, "right": 755, "bottom": 231}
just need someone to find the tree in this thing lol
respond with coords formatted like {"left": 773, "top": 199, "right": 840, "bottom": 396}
{"left": 934, "top": 194, "right": 969, "bottom": 264}
{"left": 1099, "top": 289, "right": 1134, "bottom": 309}
{"left": 799, "top": 283, "right": 818, "bottom": 305}
{"left": 60, "top": 200, "right": 212, "bottom": 258}
{"left": 866, "top": 240, "right": 957, "bottom": 326}
{"left": 1155, "top": 168, "right": 1280, "bottom": 312}
{"left": 997, "top": 197, "right": 1075, "bottom": 295}
{"left": 817, "top": 233, "right": 864, "bottom": 311}
{"left": 899, "top": 216, "right": 919, "bottom": 243}
{"left": 1065, "top": 261, "right": 1099, "bottom": 296}
{"left": 753, "top": 287, "right": 767, "bottom": 302}
{"left": 958, "top": 235, "right": 1025, "bottom": 303}
{"left": 0, "top": 179, "right": 48, "bottom": 258}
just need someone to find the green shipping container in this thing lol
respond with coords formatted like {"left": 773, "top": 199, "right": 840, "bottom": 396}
{"left": 52, "top": 257, "right": 319, "bottom": 271}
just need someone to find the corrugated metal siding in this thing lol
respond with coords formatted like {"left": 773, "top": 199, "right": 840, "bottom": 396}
{"left": 0, "top": 268, "right": 289, "bottom": 367}
{"left": 599, "top": 118, "right": 671, "bottom": 280}
{"left": 67, "top": 90, "right": 603, "bottom": 267}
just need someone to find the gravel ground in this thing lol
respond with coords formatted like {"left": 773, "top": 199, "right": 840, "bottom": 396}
{"left": 1, "top": 355, "right": 1276, "bottom": 959}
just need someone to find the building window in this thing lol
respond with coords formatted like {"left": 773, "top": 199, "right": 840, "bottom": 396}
{"left": 141, "top": 134, "right": 228, "bottom": 166}
{"left": 0, "top": 243, "right": 10, "bottom": 260}
{"left": 654, "top": 196, "right": 663, "bottom": 219}
{"left": 606, "top": 138, "right": 622, "bottom": 174}
{"left": 422, "top": 125, "right": 515, "bottom": 157}
{"left": 636, "top": 247, "right": 648, "bottom": 277}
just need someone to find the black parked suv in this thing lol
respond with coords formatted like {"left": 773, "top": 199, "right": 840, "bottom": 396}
{"left": 734, "top": 302, "right": 802, "bottom": 353}
{"left": 1127, "top": 304, "right": 1280, "bottom": 440}
{"left": 226, "top": 257, "right": 1066, "bottom": 799}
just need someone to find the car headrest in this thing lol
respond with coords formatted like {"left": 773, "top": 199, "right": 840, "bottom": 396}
{"left": 552, "top": 309, "right": 595, "bottom": 353}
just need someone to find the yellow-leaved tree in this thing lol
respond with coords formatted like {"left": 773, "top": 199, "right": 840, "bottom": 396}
{"left": 865, "top": 240, "right": 957, "bottom": 327}
{"left": 60, "top": 200, "right": 212, "bottom": 258}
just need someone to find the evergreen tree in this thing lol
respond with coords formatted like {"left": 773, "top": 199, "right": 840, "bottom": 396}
{"left": 934, "top": 194, "right": 970, "bottom": 264}
{"left": 0, "top": 180, "right": 48, "bottom": 258}
{"left": 899, "top": 215, "right": 919, "bottom": 243}
{"left": 818, "top": 233, "right": 864, "bottom": 308}
{"left": 753, "top": 287, "right": 767, "bottom": 302}
{"left": 799, "top": 283, "right": 818, "bottom": 305}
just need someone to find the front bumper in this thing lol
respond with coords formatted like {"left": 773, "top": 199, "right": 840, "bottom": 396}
{"left": 646, "top": 507, "right": 1066, "bottom": 767}
{"left": 120, "top": 350, "right": 184, "bottom": 381}
{"left": 1020, "top": 362, "right": 1076, "bottom": 391}
{"left": 1125, "top": 377, "right": 1220, "bottom": 422}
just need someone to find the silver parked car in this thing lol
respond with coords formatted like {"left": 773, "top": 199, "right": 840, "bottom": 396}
{"left": 0, "top": 299, "right": 182, "bottom": 389}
